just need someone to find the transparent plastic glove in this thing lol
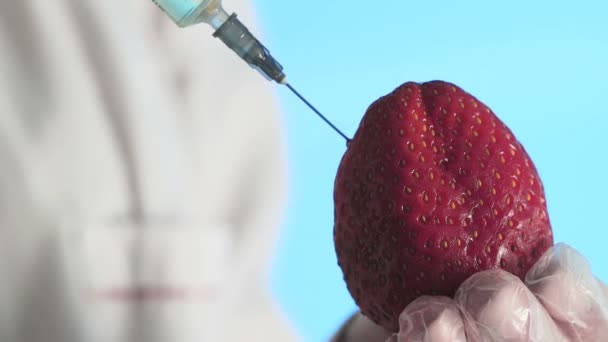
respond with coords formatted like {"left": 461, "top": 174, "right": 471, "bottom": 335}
{"left": 456, "top": 268, "right": 565, "bottom": 341}
{"left": 524, "top": 243, "right": 608, "bottom": 341}
{"left": 387, "top": 296, "right": 466, "bottom": 342}
{"left": 388, "top": 243, "right": 608, "bottom": 342}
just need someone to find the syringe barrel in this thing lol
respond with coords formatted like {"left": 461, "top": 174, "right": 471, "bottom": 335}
{"left": 153, "top": 0, "right": 286, "bottom": 83}
{"left": 152, "top": 0, "right": 216, "bottom": 27}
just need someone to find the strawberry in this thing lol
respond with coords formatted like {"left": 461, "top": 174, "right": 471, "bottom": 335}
{"left": 333, "top": 80, "right": 553, "bottom": 332}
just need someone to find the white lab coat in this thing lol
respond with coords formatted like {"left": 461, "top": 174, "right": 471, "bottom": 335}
{"left": 0, "top": 1, "right": 298, "bottom": 341}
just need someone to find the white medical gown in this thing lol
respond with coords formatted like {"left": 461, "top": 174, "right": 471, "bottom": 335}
{"left": 0, "top": 1, "right": 298, "bottom": 341}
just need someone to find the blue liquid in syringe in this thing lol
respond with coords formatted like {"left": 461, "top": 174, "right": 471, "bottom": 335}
{"left": 153, "top": 0, "right": 211, "bottom": 27}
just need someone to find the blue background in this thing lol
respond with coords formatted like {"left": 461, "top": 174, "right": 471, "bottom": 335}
{"left": 250, "top": 1, "right": 608, "bottom": 341}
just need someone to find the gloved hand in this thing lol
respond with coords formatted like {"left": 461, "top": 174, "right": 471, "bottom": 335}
{"left": 386, "top": 243, "right": 608, "bottom": 342}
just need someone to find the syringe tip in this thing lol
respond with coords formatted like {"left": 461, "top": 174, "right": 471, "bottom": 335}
{"left": 213, "top": 13, "right": 286, "bottom": 84}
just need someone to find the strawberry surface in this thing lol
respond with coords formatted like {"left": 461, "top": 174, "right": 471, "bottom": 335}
{"left": 333, "top": 80, "right": 553, "bottom": 332}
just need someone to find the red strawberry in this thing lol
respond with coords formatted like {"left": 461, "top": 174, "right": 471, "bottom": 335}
{"left": 333, "top": 80, "right": 553, "bottom": 332}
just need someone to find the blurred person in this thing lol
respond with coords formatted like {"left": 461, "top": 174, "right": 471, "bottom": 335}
{"left": 0, "top": 1, "right": 298, "bottom": 341}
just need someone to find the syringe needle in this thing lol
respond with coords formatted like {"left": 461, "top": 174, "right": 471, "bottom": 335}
{"left": 207, "top": 9, "right": 349, "bottom": 143}
{"left": 285, "top": 83, "right": 351, "bottom": 144}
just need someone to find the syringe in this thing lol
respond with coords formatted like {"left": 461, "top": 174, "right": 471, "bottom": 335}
{"left": 153, "top": 0, "right": 350, "bottom": 142}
